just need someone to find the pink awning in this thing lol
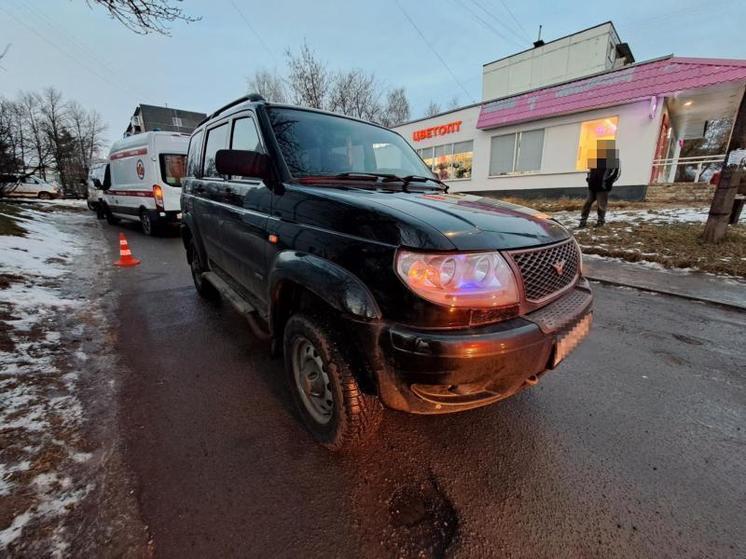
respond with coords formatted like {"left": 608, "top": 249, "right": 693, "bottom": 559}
{"left": 476, "top": 57, "right": 746, "bottom": 130}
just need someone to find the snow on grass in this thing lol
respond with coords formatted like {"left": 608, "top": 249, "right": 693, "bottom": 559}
{"left": 0, "top": 204, "right": 94, "bottom": 554}
{"left": 551, "top": 205, "right": 709, "bottom": 228}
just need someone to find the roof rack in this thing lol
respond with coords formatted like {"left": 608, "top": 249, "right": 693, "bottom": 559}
{"left": 198, "top": 93, "right": 265, "bottom": 126}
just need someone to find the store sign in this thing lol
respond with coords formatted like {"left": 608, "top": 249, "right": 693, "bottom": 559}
{"left": 412, "top": 120, "right": 462, "bottom": 142}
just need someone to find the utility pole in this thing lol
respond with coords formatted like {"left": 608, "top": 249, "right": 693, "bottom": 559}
{"left": 703, "top": 88, "right": 746, "bottom": 242}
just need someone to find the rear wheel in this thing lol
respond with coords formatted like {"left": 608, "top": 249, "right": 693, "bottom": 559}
{"left": 140, "top": 209, "right": 157, "bottom": 236}
{"left": 37, "top": 191, "right": 51, "bottom": 200}
{"left": 284, "top": 313, "right": 382, "bottom": 451}
{"left": 188, "top": 237, "right": 219, "bottom": 300}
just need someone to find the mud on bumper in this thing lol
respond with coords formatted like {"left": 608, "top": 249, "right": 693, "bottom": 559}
{"left": 374, "top": 280, "right": 593, "bottom": 414}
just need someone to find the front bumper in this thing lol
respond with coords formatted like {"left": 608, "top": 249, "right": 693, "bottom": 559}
{"left": 372, "top": 279, "right": 593, "bottom": 414}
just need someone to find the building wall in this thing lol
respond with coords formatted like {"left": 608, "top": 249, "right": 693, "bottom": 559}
{"left": 394, "top": 98, "right": 664, "bottom": 199}
{"left": 482, "top": 23, "right": 621, "bottom": 100}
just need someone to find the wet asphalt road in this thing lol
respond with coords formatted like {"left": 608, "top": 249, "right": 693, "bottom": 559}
{"left": 103, "top": 222, "right": 745, "bottom": 559}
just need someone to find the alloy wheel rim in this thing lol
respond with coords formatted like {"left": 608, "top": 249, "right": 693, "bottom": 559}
{"left": 291, "top": 337, "right": 333, "bottom": 425}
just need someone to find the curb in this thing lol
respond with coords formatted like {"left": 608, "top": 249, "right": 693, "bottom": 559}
{"left": 585, "top": 275, "right": 746, "bottom": 312}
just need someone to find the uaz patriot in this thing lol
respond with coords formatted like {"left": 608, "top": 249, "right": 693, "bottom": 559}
{"left": 180, "top": 94, "right": 593, "bottom": 450}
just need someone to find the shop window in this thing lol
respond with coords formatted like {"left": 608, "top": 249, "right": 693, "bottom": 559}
{"left": 576, "top": 117, "right": 618, "bottom": 171}
{"left": 489, "top": 129, "right": 544, "bottom": 175}
{"left": 417, "top": 141, "right": 473, "bottom": 180}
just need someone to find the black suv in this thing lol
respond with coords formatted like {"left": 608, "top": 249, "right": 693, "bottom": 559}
{"left": 181, "top": 94, "right": 593, "bottom": 450}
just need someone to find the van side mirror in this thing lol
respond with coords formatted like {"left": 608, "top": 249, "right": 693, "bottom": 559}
{"left": 215, "top": 149, "right": 271, "bottom": 182}
{"left": 92, "top": 178, "right": 102, "bottom": 188}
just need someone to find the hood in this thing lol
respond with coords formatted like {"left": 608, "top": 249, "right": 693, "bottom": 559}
{"left": 286, "top": 185, "right": 570, "bottom": 251}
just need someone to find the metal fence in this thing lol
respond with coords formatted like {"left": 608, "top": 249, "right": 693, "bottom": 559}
{"left": 651, "top": 154, "right": 726, "bottom": 184}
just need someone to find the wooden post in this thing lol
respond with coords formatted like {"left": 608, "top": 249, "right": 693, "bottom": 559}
{"left": 703, "top": 87, "right": 746, "bottom": 242}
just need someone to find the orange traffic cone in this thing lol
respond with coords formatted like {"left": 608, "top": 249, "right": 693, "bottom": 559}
{"left": 114, "top": 232, "right": 141, "bottom": 267}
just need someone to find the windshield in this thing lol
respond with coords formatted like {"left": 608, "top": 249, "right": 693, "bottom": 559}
{"left": 159, "top": 154, "right": 187, "bottom": 187}
{"left": 267, "top": 107, "right": 433, "bottom": 180}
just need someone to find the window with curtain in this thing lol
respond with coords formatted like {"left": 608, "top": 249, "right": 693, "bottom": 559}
{"left": 489, "top": 129, "right": 545, "bottom": 175}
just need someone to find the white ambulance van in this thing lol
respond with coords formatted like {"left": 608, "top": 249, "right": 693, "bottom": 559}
{"left": 102, "top": 131, "right": 189, "bottom": 235}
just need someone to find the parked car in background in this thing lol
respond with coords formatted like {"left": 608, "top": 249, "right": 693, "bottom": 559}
{"left": 0, "top": 174, "right": 61, "bottom": 199}
{"left": 100, "top": 131, "right": 189, "bottom": 235}
{"left": 180, "top": 95, "right": 594, "bottom": 450}
{"left": 86, "top": 161, "right": 109, "bottom": 212}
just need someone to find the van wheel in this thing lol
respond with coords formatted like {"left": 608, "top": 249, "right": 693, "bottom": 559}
{"left": 104, "top": 205, "right": 120, "bottom": 225}
{"left": 284, "top": 313, "right": 382, "bottom": 451}
{"left": 188, "top": 237, "right": 219, "bottom": 300}
{"left": 140, "top": 209, "right": 157, "bottom": 236}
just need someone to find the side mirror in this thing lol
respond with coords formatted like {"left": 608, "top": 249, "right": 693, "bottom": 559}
{"left": 92, "top": 178, "right": 102, "bottom": 188}
{"left": 215, "top": 149, "right": 271, "bottom": 182}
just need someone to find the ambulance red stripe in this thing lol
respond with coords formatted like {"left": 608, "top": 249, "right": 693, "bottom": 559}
{"left": 110, "top": 147, "right": 148, "bottom": 160}
{"left": 107, "top": 190, "right": 154, "bottom": 197}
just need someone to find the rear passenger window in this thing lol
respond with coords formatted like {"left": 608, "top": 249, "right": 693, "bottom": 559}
{"left": 203, "top": 123, "right": 230, "bottom": 178}
{"left": 187, "top": 129, "right": 204, "bottom": 177}
{"left": 231, "top": 117, "right": 263, "bottom": 153}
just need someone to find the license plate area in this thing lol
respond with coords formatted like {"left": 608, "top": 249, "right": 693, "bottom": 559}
{"left": 553, "top": 313, "right": 592, "bottom": 367}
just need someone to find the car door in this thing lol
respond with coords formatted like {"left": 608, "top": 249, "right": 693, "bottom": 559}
{"left": 219, "top": 113, "right": 272, "bottom": 310}
{"left": 195, "top": 122, "right": 232, "bottom": 269}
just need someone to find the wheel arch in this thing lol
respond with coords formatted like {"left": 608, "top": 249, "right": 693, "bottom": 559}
{"left": 268, "top": 251, "right": 382, "bottom": 340}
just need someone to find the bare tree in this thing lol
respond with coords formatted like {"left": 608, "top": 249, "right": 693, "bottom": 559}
{"left": 446, "top": 95, "right": 460, "bottom": 110}
{"left": 285, "top": 41, "right": 330, "bottom": 109}
{"left": 424, "top": 101, "right": 442, "bottom": 118}
{"left": 86, "top": 0, "right": 199, "bottom": 35}
{"left": 329, "top": 69, "right": 381, "bottom": 122}
{"left": 40, "top": 88, "right": 70, "bottom": 187}
{"left": 379, "top": 88, "right": 411, "bottom": 128}
{"left": 68, "top": 102, "right": 107, "bottom": 177}
{"left": 247, "top": 69, "right": 287, "bottom": 103}
{"left": 19, "top": 92, "right": 52, "bottom": 180}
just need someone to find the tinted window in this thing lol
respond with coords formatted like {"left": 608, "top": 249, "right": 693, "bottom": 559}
{"left": 267, "top": 108, "right": 431, "bottom": 178}
{"left": 203, "top": 123, "right": 229, "bottom": 178}
{"left": 231, "top": 117, "right": 263, "bottom": 152}
{"left": 187, "top": 129, "right": 204, "bottom": 177}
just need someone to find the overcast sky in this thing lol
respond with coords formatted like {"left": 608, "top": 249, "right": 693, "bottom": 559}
{"left": 1, "top": 0, "right": 744, "bottom": 149}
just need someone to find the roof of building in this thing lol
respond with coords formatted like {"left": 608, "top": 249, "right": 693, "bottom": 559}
{"left": 476, "top": 56, "right": 746, "bottom": 130}
{"left": 127, "top": 104, "right": 207, "bottom": 134}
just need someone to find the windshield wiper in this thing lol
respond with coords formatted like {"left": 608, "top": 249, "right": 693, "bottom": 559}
{"left": 382, "top": 174, "right": 448, "bottom": 192}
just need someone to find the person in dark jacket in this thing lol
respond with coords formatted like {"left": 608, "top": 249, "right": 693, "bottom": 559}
{"left": 579, "top": 140, "right": 620, "bottom": 227}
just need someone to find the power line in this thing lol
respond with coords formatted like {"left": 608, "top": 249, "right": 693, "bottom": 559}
{"left": 0, "top": 4, "right": 141, "bottom": 101}
{"left": 394, "top": 0, "right": 475, "bottom": 103}
{"left": 228, "top": 0, "right": 276, "bottom": 61}
{"left": 494, "top": 0, "right": 531, "bottom": 41}
{"left": 468, "top": 0, "right": 528, "bottom": 45}
{"left": 456, "top": 0, "right": 524, "bottom": 48}
{"left": 13, "top": 0, "right": 120, "bottom": 80}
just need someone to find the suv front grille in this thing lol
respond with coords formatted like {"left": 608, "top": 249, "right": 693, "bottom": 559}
{"left": 508, "top": 239, "right": 579, "bottom": 303}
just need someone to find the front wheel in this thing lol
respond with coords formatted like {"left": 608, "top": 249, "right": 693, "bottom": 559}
{"left": 37, "top": 191, "right": 51, "bottom": 200}
{"left": 188, "top": 237, "right": 219, "bottom": 300}
{"left": 284, "top": 314, "right": 382, "bottom": 451}
{"left": 104, "top": 205, "right": 120, "bottom": 225}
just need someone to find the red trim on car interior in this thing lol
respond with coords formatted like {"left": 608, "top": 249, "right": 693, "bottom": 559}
{"left": 110, "top": 147, "right": 148, "bottom": 160}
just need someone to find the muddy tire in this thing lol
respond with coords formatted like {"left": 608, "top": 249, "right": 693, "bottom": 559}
{"left": 283, "top": 313, "right": 382, "bottom": 451}
{"left": 37, "top": 191, "right": 51, "bottom": 200}
{"left": 188, "top": 237, "right": 219, "bottom": 300}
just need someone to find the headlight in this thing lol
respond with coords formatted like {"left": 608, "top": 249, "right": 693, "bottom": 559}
{"left": 395, "top": 250, "right": 519, "bottom": 308}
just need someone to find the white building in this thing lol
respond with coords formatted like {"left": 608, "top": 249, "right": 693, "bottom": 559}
{"left": 394, "top": 22, "right": 746, "bottom": 200}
